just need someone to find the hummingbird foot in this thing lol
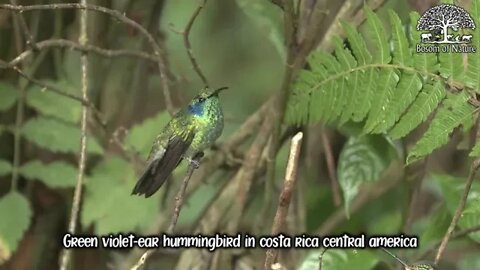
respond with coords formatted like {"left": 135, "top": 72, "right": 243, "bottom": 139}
{"left": 186, "top": 152, "right": 204, "bottom": 169}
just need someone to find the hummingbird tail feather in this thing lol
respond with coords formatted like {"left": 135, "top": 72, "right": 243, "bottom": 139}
{"left": 131, "top": 135, "right": 192, "bottom": 198}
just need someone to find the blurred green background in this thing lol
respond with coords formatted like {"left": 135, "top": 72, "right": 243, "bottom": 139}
{"left": 0, "top": 0, "right": 479, "bottom": 269}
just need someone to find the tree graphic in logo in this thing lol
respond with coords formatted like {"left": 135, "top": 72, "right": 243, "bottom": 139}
{"left": 417, "top": 4, "right": 476, "bottom": 44}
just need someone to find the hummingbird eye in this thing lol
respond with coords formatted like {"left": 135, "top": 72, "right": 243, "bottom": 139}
{"left": 198, "top": 97, "right": 206, "bottom": 103}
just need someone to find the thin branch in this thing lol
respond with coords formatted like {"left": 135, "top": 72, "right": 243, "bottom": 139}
{"left": 417, "top": 224, "right": 480, "bottom": 261}
{"left": 10, "top": 6, "right": 26, "bottom": 192}
{"left": 434, "top": 158, "right": 480, "bottom": 264}
{"left": 264, "top": 132, "right": 304, "bottom": 270}
{"left": 3, "top": 64, "right": 107, "bottom": 128}
{"left": 183, "top": 0, "right": 209, "bottom": 86}
{"left": 0, "top": 2, "right": 175, "bottom": 114}
{"left": 59, "top": 3, "right": 89, "bottom": 269}
{"left": 6, "top": 39, "right": 160, "bottom": 67}
{"left": 167, "top": 163, "right": 198, "bottom": 234}
{"left": 228, "top": 112, "right": 275, "bottom": 234}
{"left": 130, "top": 162, "right": 199, "bottom": 270}
{"left": 9, "top": 0, "right": 37, "bottom": 50}
{"left": 320, "top": 129, "right": 341, "bottom": 206}
{"left": 315, "top": 161, "right": 403, "bottom": 235}
{"left": 318, "top": 248, "right": 328, "bottom": 270}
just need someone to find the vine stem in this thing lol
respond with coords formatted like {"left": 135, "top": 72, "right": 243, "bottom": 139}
{"left": 434, "top": 158, "right": 480, "bottom": 264}
{"left": 59, "top": 2, "right": 89, "bottom": 269}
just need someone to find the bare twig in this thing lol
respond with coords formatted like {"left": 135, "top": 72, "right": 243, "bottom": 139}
{"left": 417, "top": 224, "right": 480, "bottom": 261}
{"left": 320, "top": 129, "right": 341, "bottom": 206}
{"left": 183, "top": 0, "right": 209, "bottom": 86}
{"left": 264, "top": 132, "right": 304, "bottom": 270}
{"left": 228, "top": 112, "right": 275, "bottom": 234}
{"left": 131, "top": 162, "right": 199, "bottom": 270}
{"left": 9, "top": 5, "right": 26, "bottom": 192}
{"left": 381, "top": 248, "right": 410, "bottom": 269}
{"left": 9, "top": 0, "right": 37, "bottom": 50}
{"left": 316, "top": 161, "right": 403, "bottom": 235}
{"left": 318, "top": 248, "right": 328, "bottom": 270}
{"left": 3, "top": 64, "right": 107, "bottom": 128}
{"left": 434, "top": 158, "right": 480, "bottom": 264}
{"left": 6, "top": 39, "right": 160, "bottom": 67}
{"left": 59, "top": 3, "right": 89, "bottom": 269}
{"left": 0, "top": 2, "right": 174, "bottom": 114}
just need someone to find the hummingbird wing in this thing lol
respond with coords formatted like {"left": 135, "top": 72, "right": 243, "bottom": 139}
{"left": 131, "top": 132, "right": 194, "bottom": 198}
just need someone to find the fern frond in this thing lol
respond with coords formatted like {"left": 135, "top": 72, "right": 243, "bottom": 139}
{"left": 389, "top": 80, "right": 446, "bottom": 139}
{"left": 286, "top": 3, "right": 480, "bottom": 162}
{"left": 407, "top": 91, "right": 476, "bottom": 163}
{"left": 466, "top": 0, "right": 480, "bottom": 92}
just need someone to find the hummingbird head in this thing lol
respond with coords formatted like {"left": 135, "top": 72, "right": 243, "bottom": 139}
{"left": 187, "top": 86, "right": 228, "bottom": 116}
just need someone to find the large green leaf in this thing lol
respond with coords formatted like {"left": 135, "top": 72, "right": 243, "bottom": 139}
{"left": 21, "top": 117, "right": 103, "bottom": 154}
{"left": 20, "top": 160, "right": 77, "bottom": 188}
{"left": 81, "top": 157, "right": 160, "bottom": 234}
{"left": 0, "top": 82, "right": 17, "bottom": 112}
{"left": 298, "top": 249, "right": 378, "bottom": 270}
{"left": 235, "top": 0, "right": 285, "bottom": 60}
{"left": 26, "top": 80, "right": 81, "bottom": 123}
{"left": 337, "top": 135, "right": 395, "bottom": 217}
{"left": 0, "top": 160, "right": 12, "bottom": 177}
{"left": 434, "top": 174, "right": 480, "bottom": 243}
{"left": 125, "top": 111, "right": 170, "bottom": 156}
{"left": 0, "top": 192, "right": 32, "bottom": 263}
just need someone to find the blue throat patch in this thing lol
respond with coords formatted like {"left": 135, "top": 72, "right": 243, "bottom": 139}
{"left": 188, "top": 102, "right": 205, "bottom": 116}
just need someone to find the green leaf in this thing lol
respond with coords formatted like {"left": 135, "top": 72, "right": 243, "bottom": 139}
{"left": 365, "top": 5, "right": 391, "bottom": 64}
{"left": 389, "top": 10, "right": 411, "bottom": 66}
{"left": 0, "top": 192, "right": 32, "bottom": 262}
{"left": 466, "top": 0, "right": 480, "bottom": 92}
{"left": 337, "top": 136, "right": 393, "bottom": 217}
{"left": 342, "top": 21, "right": 372, "bottom": 65}
{"left": 125, "top": 111, "right": 170, "bottom": 156}
{"left": 409, "top": 12, "right": 438, "bottom": 74}
{"left": 26, "top": 80, "right": 81, "bottom": 123}
{"left": 364, "top": 69, "right": 399, "bottom": 132}
{"left": 407, "top": 92, "right": 476, "bottom": 164}
{"left": 389, "top": 81, "right": 446, "bottom": 139}
{"left": 20, "top": 160, "right": 77, "bottom": 188}
{"left": 420, "top": 203, "right": 451, "bottom": 248}
{"left": 375, "top": 73, "right": 423, "bottom": 133}
{"left": 236, "top": 0, "right": 285, "bottom": 60}
{"left": 470, "top": 140, "right": 480, "bottom": 157}
{"left": 21, "top": 117, "right": 103, "bottom": 154}
{"left": 0, "top": 160, "right": 12, "bottom": 177}
{"left": 0, "top": 82, "right": 17, "bottom": 112}
{"left": 299, "top": 249, "right": 378, "bottom": 270}
{"left": 81, "top": 157, "right": 160, "bottom": 234}
{"left": 434, "top": 174, "right": 480, "bottom": 243}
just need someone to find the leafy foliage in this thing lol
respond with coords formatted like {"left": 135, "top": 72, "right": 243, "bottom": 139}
{"left": 20, "top": 160, "right": 77, "bottom": 188}
{"left": 126, "top": 111, "right": 170, "bottom": 156}
{"left": 286, "top": 5, "right": 479, "bottom": 162}
{"left": 337, "top": 135, "right": 396, "bottom": 216}
{"left": 26, "top": 80, "right": 81, "bottom": 123}
{"left": 298, "top": 249, "right": 378, "bottom": 270}
{"left": 81, "top": 158, "right": 160, "bottom": 234}
{"left": 0, "top": 160, "right": 12, "bottom": 177}
{"left": 0, "top": 82, "right": 17, "bottom": 112}
{"left": 0, "top": 192, "right": 32, "bottom": 263}
{"left": 21, "top": 117, "right": 103, "bottom": 154}
{"left": 434, "top": 174, "right": 480, "bottom": 243}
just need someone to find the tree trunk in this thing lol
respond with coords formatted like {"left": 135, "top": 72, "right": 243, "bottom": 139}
{"left": 442, "top": 25, "right": 449, "bottom": 42}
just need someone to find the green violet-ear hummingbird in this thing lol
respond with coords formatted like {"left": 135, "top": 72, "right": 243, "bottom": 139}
{"left": 131, "top": 86, "right": 228, "bottom": 198}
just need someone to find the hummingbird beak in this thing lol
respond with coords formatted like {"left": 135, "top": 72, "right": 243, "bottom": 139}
{"left": 210, "top": 86, "right": 229, "bottom": 97}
